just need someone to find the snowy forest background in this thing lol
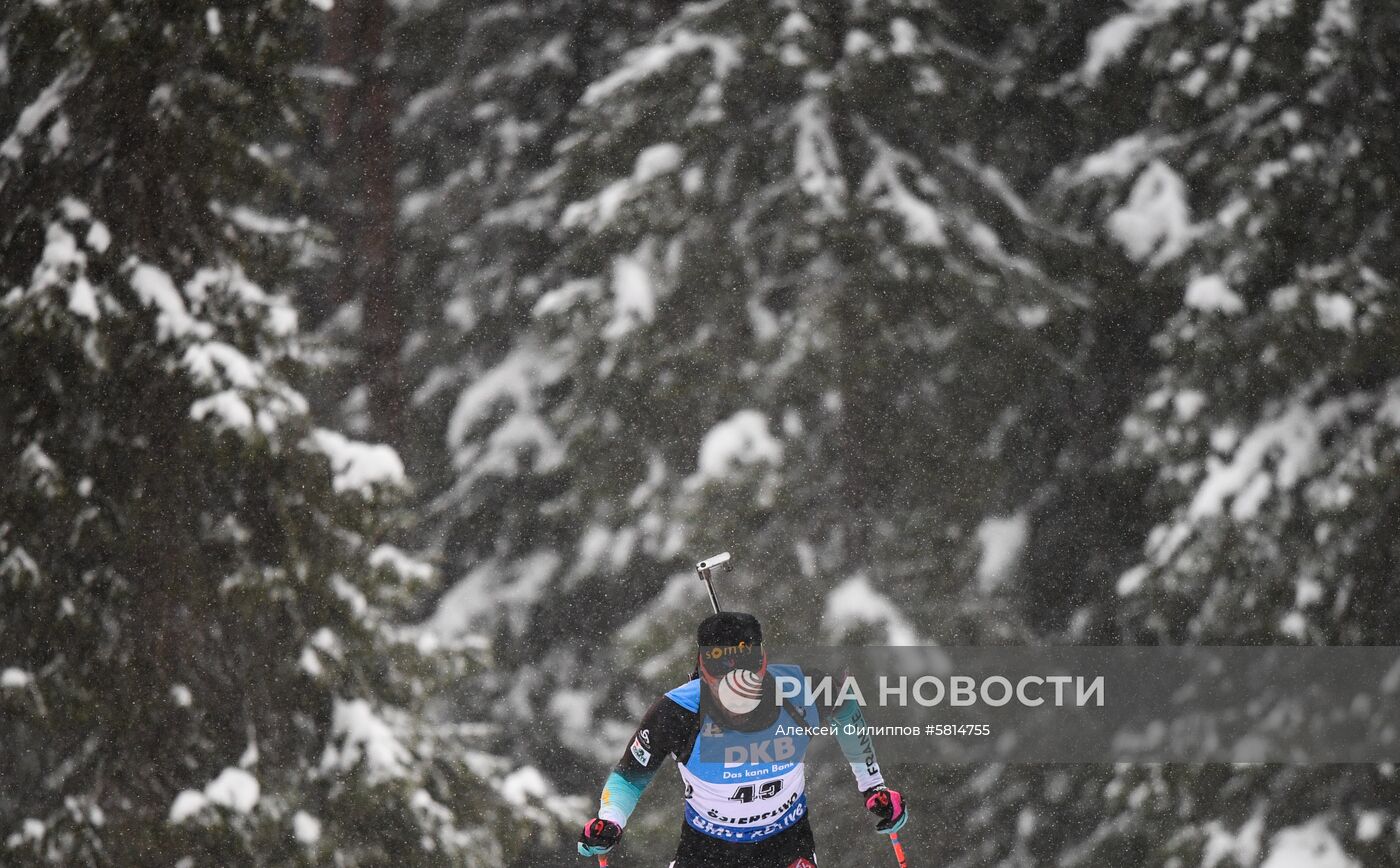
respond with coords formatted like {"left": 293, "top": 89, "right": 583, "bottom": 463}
{"left": 4, "top": 0, "right": 1399, "bottom": 865}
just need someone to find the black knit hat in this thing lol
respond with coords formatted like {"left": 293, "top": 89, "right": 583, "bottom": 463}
{"left": 697, "top": 611, "right": 763, "bottom": 648}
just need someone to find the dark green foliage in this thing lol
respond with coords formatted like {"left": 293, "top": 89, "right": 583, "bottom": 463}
{"left": 405, "top": 1, "right": 1400, "bottom": 865}
{"left": 9, "top": 0, "right": 1400, "bottom": 864}
{"left": 0, "top": 1, "right": 551, "bottom": 864}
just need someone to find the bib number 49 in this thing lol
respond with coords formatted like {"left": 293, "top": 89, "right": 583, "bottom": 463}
{"left": 730, "top": 780, "right": 782, "bottom": 803}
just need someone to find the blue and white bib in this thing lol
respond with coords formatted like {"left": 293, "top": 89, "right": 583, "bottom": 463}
{"left": 666, "top": 664, "right": 816, "bottom": 842}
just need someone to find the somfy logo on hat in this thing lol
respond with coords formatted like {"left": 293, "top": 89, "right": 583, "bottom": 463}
{"left": 706, "top": 641, "right": 753, "bottom": 659}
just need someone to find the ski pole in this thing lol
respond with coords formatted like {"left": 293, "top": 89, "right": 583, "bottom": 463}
{"left": 888, "top": 831, "right": 909, "bottom": 868}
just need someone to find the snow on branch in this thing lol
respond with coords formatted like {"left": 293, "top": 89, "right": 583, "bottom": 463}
{"left": 685, "top": 409, "right": 783, "bottom": 490}
{"left": 582, "top": 29, "right": 741, "bottom": 106}
{"left": 1187, "top": 396, "right": 1346, "bottom": 523}
{"left": 1107, "top": 161, "right": 1198, "bottom": 266}
{"left": 1081, "top": 0, "right": 1195, "bottom": 85}
{"left": 792, "top": 97, "right": 847, "bottom": 217}
{"left": 560, "top": 143, "right": 683, "bottom": 233}
{"left": 860, "top": 136, "right": 944, "bottom": 247}
{"left": 129, "top": 263, "right": 212, "bottom": 343}
{"left": 168, "top": 767, "right": 261, "bottom": 823}
{"left": 308, "top": 429, "right": 407, "bottom": 497}
{"left": 1, "top": 69, "right": 76, "bottom": 161}
{"left": 445, "top": 347, "right": 569, "bottom": 485}
{"left": 322, "top": 698, "right": 412, "bottom": 785}
{"left": 823, "top": 574, "right": 920, "bottom": 646}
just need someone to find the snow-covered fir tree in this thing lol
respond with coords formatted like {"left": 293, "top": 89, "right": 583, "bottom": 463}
{"left": 420, "top": 1, "right": 1400, "bottom": 865}
{"left": 9, "top": 0, "right": 1400, "bottom": 865}
{"left": 1034, "top": 0, "right": 1400, "bottom": 863}
{"left": 391, "top": 0, "right": 678, "bottom": 803}
{"left": 434, "top": 0, "right": 1095, "bottom": 645}
{"left": 419, "top": 2, "right": 1150, "bottom": 863}
{"left": 0, "top": 1, "right": 572, "bottom": 864}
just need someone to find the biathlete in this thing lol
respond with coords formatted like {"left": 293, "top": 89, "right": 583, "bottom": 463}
{"left": 578, "top": 612, "right": 908, "bottom": 867}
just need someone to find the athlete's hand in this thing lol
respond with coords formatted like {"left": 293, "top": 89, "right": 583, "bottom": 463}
{"left": 577, "top": 818, "right": 623, "bottom": 857}
{"left": 864, "top": 786, "right": 908, "bottom": 834}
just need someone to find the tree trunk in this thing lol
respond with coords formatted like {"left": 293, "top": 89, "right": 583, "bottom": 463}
{"left": 325, "top": 0, "right": 405, "bottom": 442}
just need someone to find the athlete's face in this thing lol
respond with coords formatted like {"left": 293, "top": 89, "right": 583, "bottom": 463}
{"left": 698, "top": 643, "right": 767, "bottom": 716}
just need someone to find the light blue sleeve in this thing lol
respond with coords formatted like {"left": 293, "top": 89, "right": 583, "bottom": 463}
{"left": 597, "top": 768, "right": 654, "bottom": 827}
{"left": 831, "top": 699, "right": 886, "bottom": 792}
